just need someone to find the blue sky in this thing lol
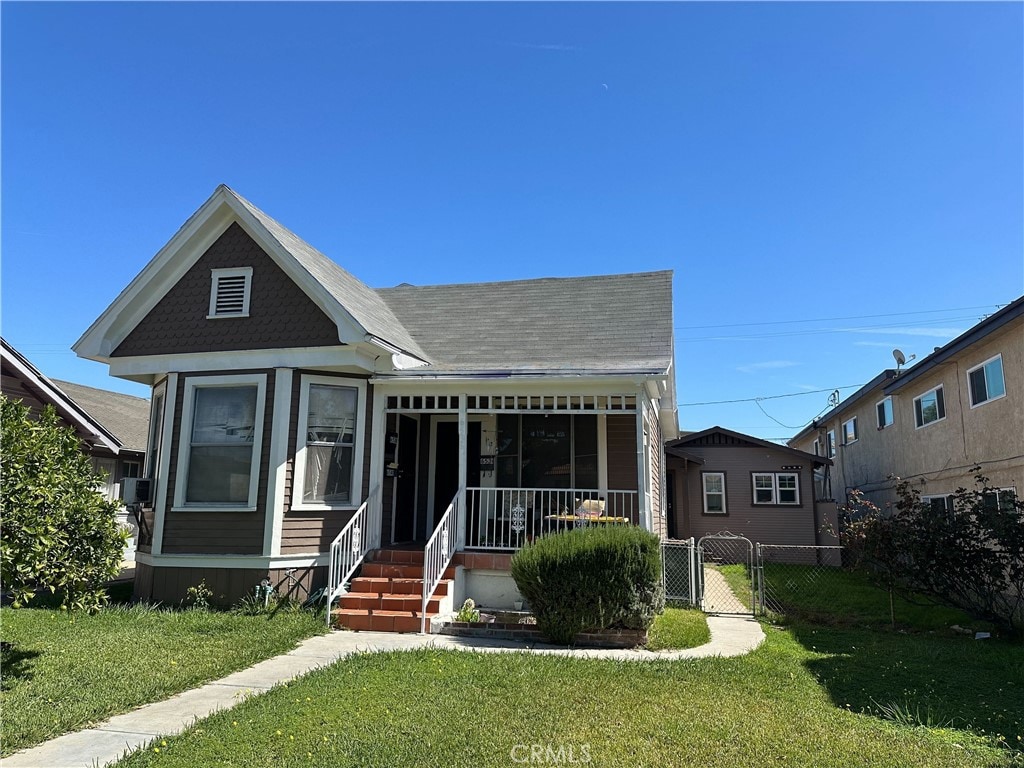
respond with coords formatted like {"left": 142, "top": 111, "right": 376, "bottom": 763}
{"left": 2, "top": 2, "right": 1021, "bottom": 442}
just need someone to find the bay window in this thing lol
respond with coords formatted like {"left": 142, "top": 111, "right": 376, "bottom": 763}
{"left": 175, "top": 375, "right": 266, "bottom": 508}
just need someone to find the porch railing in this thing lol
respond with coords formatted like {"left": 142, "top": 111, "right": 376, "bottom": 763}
{"left": 420, "top": 490, "right": 461, "bottom": 634}
{"left": 464, "top": 487, "right": 640, "bottom": 551}
{"left": 325, "top": 484, "right": 381, "bottom": 627}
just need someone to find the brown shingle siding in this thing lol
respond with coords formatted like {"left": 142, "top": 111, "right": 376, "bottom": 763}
{"left": 113, "top": 223, "right": 339, "bottom": 357}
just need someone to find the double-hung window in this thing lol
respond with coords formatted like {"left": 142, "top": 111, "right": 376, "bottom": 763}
{"left": 752, "top": 472, "right": 800, "bottom": 505}
{"left": 968, "top": 355, "right": 1005, "bottom": 407}
{"left": 702, "top": 472, "right": 726, "bottom": 514}
{"left": 914, "top": 385, "right": 945, "bottom": 428}
{"left": 842, "top": 417, "right": 858, "bottom": 445}
{"left": 294, "top": 376, "right": 366, "bottom": 508}
{"left": 175, "top": 375, "right": 266, "bottom": 508}
{"left": 876, "top": 397, "right": 893, "bottom": 429}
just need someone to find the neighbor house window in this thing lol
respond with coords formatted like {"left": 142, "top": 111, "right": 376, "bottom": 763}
{"left": 175, "top": 375, "right": 266, "bottom": 508}
{"left": 914, "top": 385, "right": 945, "bottom": 428}
{"left": 812, "top": 438, "right": 821, "bottom": 456}
{"left": 752, "top": 472, "right": 800, "bottom": 505}
{"left": 702, "top": 472, "right": 726, "bottom": 514}
{"left": 982, "top": 487, "right": 1018, "bottom": 513}
{"left": 922, "top": 494, "right": 954, "bottom": 515}
{"left": 207, "top": 267, "right": 253, "bottom": 318}
{"left": 826, "top": 430, "right": 836, "bottom": 458}
{"left": 293, "top": 376, "right": 366, "bottom": 508}
{"left": 876, "top": 397, "right": 893, "bottom": 429}
{"left": 123, "top": 460, "right": 141, "bottom": 479}
{"left": 968, "top": 355, "right": 1005, "bottom": 407}
{"left": 842, "top": 417, "right": 858, "bottom": 445}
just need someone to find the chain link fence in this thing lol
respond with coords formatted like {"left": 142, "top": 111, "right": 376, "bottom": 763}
{"left": 756, "top": 544, "right": 844, "bottom": 617}
{"left": 661, "top": 538, "right": 697, "bottom": 605}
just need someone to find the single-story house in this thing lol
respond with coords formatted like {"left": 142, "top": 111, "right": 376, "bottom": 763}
{"left": 664, "top": 426, "right": 838, "bottom": 549}
{"left": 74, "top": 185, "right": 678, "bottom": 628}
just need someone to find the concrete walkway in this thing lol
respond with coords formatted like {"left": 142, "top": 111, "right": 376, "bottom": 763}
{"left": 3, "top": 616, "right": 764, "bottom": 768}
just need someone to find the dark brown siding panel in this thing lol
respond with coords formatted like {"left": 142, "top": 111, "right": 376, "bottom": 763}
{"left": 162, "top": 370, "right": 272, "bottom": 555}
{"left": 113, "top": 222, "right": 340, "bottom": 356}
{"left": 606, "top": 414, "right": 638, "bottom": 490}
{"left": 280, "top": 512, "right": 355, "bottom": 554}
{"left": 143, "top": 564, "right": 327, "bottom": 606}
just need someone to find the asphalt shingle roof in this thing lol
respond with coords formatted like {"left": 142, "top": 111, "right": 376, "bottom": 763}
{"left": 377, "top": 271, "right": 674, "bottom": 373}
{"left": 53, "top": 380, "right": 150, "bottom": 453}
{"left": 226, "top": 188, "right": 429, "bottom": 361}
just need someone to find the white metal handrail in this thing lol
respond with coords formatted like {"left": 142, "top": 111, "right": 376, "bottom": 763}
{"left": 420, "top": 491, "right": 460, "bottom": 634}
{"left": 325, "top": 484, "right": 381, "bottom": 627}
{"left": 464, "top": 487, "right": 640, "bottom": 551}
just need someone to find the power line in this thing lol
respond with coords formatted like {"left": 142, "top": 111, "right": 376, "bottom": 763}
{"left": 674, "top": 304, "right": 1002, "bottom": 331}
{"left": 680, "top": 384, "right": 862, "bottom": 407}
{"left": 676, "top": 314, "right": 984, "bottom": 342}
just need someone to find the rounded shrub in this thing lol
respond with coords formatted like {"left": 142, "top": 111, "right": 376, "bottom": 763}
{"left": 510, "top": 525, "right": 665, "bottom": 645}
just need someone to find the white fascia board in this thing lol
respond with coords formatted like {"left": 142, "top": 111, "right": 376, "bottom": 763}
{"left": 75, "top": 193, "right": 237, "bottom": 361}
{"left": 107, "top": 346, "right": 376, "bottom": 378}
{"left": 74, "top": 187, "right": 367, "bottom": 363}
{"left": 2, "top": 346, "right": 122, "bottom": 454}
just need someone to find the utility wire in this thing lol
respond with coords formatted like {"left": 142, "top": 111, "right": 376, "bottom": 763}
{"left": 680, "top": 384, "right": 862, "bottom": 407}
{"left": 677, "top": 314, "right": 984, "bottom": 342}
{"left": 674, "top": 303, "right": 1003, "bottom": 331}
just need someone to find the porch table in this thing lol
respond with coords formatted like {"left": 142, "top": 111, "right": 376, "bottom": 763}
{"left": 541, "top": 514, "right": 632, "bottom": 535}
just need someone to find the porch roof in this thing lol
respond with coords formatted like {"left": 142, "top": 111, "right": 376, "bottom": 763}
{"left": 376, "top": 271, "right": 674, "bottom": 375}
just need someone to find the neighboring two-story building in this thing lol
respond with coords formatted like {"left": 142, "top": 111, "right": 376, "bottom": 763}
{"left": 789, "top": 296, "right": 1023, "bottom": 513}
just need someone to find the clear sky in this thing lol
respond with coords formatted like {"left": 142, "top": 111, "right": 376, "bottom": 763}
{"left": 2, "top": 2, "right": 1021, "bottom": 442}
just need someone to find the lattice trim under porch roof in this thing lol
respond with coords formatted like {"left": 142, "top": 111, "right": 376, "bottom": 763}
{"left": 384, "top": 393, "right": 638, "bottom": 414}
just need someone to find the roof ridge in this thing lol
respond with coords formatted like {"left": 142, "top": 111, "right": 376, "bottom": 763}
{"left": 377, "top": 269, "right": 672, "bottom": 293}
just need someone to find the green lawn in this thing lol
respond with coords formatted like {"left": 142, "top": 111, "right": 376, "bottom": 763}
{"left": 111, "top": 627, "right": 1021, "bottom": 768}
{"left": 646, "top": 607, "right": 710, "bottom": 650}
{"left": 0, "top": 599, "right": 325, "bottom": 755}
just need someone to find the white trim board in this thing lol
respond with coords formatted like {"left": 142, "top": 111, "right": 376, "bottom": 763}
{"left": 136, "top": 552, "right": 329, "bottom": 569}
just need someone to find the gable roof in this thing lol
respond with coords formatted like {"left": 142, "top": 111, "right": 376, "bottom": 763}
{"left": 1, "top": 338, "right": 133, "bottom": 455}
{"left": 377, "top": 271, "right": 674, "bottom": 374}
{"left": 74, "top": 185, "right": 429, "bottom": 367}
{"left": 52, "top": 379, "right": 150, "bottom": 453}
{"left": 668, "top": 425, "right": 831, "bottom": 466}
{"left": 884, "top": 295, "right": 1024, "bottom": 394}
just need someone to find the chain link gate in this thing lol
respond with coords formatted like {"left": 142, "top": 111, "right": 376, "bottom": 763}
{"left": 697, "top": 532, "right": 754, "bottom": 615}
{"left": 661, "top": 538, "right": 697, "bottom": 605}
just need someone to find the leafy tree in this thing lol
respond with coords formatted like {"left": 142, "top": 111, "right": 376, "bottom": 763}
{"left": 839, "top": 473, "right": 1024, "bottom": 638}
{"left": 1, "top": 395, "right": 128, "bottom": 610}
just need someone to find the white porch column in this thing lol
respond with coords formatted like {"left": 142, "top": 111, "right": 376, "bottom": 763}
{"left": 367, "top": 385, "right": 388, "bottom": 549}
{"left": 457, "top": 394, "right": 468, "bottom": 549}
{"left": 264, "top": 368, "right": 293, "bottom": 556}
{"left": 635, "top": 399, "right": 649, "bottom": 531}
{"left": 151, "top": 372, "right": 177, "bottom": 556}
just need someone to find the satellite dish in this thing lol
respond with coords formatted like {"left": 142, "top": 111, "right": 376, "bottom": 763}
{"left": 893, "top": 349, "right": 906, "bottom": 367}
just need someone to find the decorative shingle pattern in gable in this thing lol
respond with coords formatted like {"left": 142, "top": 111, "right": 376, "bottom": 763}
{"left": 377, "top": 271, "right": 673, "bottom": 373}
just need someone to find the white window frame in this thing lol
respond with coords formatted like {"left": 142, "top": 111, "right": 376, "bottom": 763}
{"left": 983, "top": 487, "right": 1018, "bottom": 513}
{"left": 145, "top": 380, "right": 167, "bottom": 480}
{"left": 701, "top": 472, "right": 727, "bottom": 515}
{"left": 292, "top": 375, "right": 367, "bottom": 511}
{"left": 172, "top": 373, "right": 267, "bottom": 511}
{"left": 826, "top": 429, "right": 836, "bottom": 458}
{"left": 207, "top": 266, "right": 253, "bottom": 319}
{"left": 752, "top": 472, "right": 801, "bottom": 506}
{"left": 876, "top": 396, "right": 893, "bottom": 429}
{"left": 922, "top": 494, "right": 954, "bottom": 516}
{"left": 914, "top": 385, "right": 946, "bottom": 429}
{"left": 842, "top": 417, "right": 858, "bottom": 445}
{"left": 967, "top": 354, "right": 1006, "bottom": 408}
{"left": 812, "top": 438, "right": 821, "bottom": 457}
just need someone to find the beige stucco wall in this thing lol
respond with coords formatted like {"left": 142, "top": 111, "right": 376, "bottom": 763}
{"left": 792, "top": 315, "right": 1022, "bottom": 508}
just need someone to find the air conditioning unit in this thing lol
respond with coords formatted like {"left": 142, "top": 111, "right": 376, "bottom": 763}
{"left": 120, "top": 478, "right": 153, "bottom": 505}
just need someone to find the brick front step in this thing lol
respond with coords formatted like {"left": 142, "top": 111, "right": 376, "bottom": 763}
{"left": 350, "top": 577, "right": 451, "bottom": 596}
{"left": 369, "top": 548, "right": 425, "bottom": 564}
{"left": 359, "top": 562, "right": 458, "bottom": 580}
{"left": 340, "top": 592, "right": 444, "bottom": 613}
{"left": 333, "top": 608, "right": 427, "bottom": 633}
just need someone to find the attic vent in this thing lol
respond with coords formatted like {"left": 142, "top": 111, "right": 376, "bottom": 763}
{"left": 208, "top": 267, "right": 253, "bottom": 318}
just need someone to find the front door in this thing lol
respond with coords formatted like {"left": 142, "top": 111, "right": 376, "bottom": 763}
{"left": 392, "top": 415, "right": 419, "bottom": 543}
{"left": 432, "top": 421, "right": 481, "bottom": 531}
